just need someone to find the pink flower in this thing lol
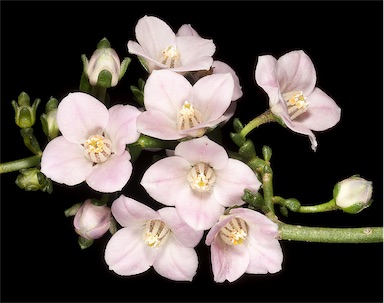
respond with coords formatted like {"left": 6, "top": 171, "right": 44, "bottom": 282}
{"left": 255, "top": 50, "right": 341, "bottom": 151}
{"left": 136, "top": 69, "right": 234, "bottom": 140}
{"left": 40, "top": 92, "right": 141, "bottom": 193}
{"left": 74, "top": 199, "right": 111, "bottom": 240}
{"left": 104, "top": 195, "right": 203, "bottom": 281}
{"left": 140, "top": 136, "right": 261, "bottom": 231}
{"left": 127, "top": 15, "right": 215, "bottom": 73}
{"left": 205, "top": 207, "right": 283, "bottom": 283}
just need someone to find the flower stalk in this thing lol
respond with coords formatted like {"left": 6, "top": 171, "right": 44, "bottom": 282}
{"left": 0, "top": 155, "right": 41, "bottom": 174}
{"left": 240, "top": 109, "right": 277, "bottom": 138}
{"left": 277, "top": 222, "right": 383, "bottom": 243}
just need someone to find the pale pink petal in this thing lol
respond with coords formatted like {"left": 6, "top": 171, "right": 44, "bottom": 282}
{"left": 140, "top": 156, "right": 191, "bottom": 206}
{"left": 219, "top": 101, "right": 238, "bottom": 126}
{"left": 255, "top": 55, "right": 281, "bottom": 107}
{"left": 144, "top": 69, "right": 193, "bottom": 115}
{"left": 192, "top": 73, "right": 233, "bottom": 121}
{"left": 298, "top": 88, "right": 341, "bottom": 131}
{"left": 105, "top": 104, "right": 141, "bottom": 155}
{"left": 57, "top": 92, "right": 109, "bottom": 143}
{"left": 172, "top": 36, "right": 215, "bottom": 72}
{"left": 288, "top": 120, "right": 318, "bottom": 151}
{"left": 158, "top": 207, "right": 203, "bottom": 247}
{"left": 210, "top": 235, "right": 250, "bottom": 283}
{"left": 40, "top": 136, "right": 92, "bottom": 186}
{"left": 176, "top": 24, "right": 199, "bottom": 37}
{"left": 212, "top": 60, "right": 243, "bottom": 101}
{"left": 104, "top": 228, "right": 157, "bottom": 276}
{"left": 277, "top": 50, "right": 317, "bottom": 95}
{"left": 127, "top": 41, "right": 158, "bottom": 72}
{"left": 174, "top": 136, "right": 228, "bottom": 169}
{"left": 214, "top": 159, "right": 261, "bottom": 207}
{"left": 111, "top": 195, "right": 160, "bottom": 228}
{"left": 136, "top": 110, "right": 182, "bottom": 140}
{"left": 86, "top": 152, "right": 132, "bottom": 193}
{"left": 153, "top": 238, "right": 199, "bottom": 281}
{"left": 176, "top": 190, "right": 225, "bottom": 230}
{"left": 129, "top": 15, "right": 176, "bottom": 61}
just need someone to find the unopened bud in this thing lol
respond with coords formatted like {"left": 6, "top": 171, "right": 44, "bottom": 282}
{"left": 11, "top": 92, "right": 41, "bottom": 128}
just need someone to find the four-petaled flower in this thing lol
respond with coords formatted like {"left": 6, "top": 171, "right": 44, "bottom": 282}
{"left": 136, "top": 69, "right": 234, "bottom": 140}
{"left": 104, "top": 195, "right": 204, "bottom": 281}
{"left": 255, "top": 49, "right": 341, "bottom": 151}
{"left": 41, "top": 92, "right": 141, "bottom": 193}
{"left": 205, "top": 207, "right": 283, "bottom": 283}
{"left": 127, "top": 15, "right": 216, "bottom": 73}
{"left": 140, "top": 136, "right": 261, "bottom": 231}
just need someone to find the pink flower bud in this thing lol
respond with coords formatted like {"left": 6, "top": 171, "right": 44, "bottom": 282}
{"left": 74, "top": 199, "right": 111, "bottom": 240}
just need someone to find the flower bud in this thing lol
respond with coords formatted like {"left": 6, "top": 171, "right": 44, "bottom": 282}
{"left": 73, "top": 199, "right": 111, "bottom": 240}
{"left": 333, "top": 175, "right": 373, "bottom": 214}
{"left": 40, "top": 97, "right": 59, "bottom": 141}
{"left": 85, "top": 38, "right": 121, "bottom": 87}
{"left": 15, "top": 168, "right": 52, "bottom": 193}
{"left": 11, "top": 92, "right": 41, "bottom": 128}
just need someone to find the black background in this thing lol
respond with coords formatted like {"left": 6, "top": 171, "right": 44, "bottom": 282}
{"left": 1, "top": 1, "right": 383, "bottom": 302}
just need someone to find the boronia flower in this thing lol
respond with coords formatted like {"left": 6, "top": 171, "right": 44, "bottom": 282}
{"left": 136, "top": 69, "right": 234, "bottom": 140}
{"left": 40, "top": 92, "right": 141, "bottom": 193}
{"left": 255, "top": 49, "right": 341, "bottom": 151}
{"left": 74, "top": 199, "right": 112, "bottom": 240}
{"left": 205, "top": 207, "right": 283, "bottom": 283}
{"left": 140, "top": 136, "right": 261, "bottom": 231}
{"left": 104, "top": 195, "right": 204, "bottom": 281}
{"left": 127, "top": 15, "right": 216, "bottom": 73}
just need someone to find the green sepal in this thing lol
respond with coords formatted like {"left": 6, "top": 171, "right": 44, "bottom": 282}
{"left": 109, "top": 217, "right": 118, "bottom": 235}
{"left": 78, "top": 236, "right": 94, "bottom": 250}
{"left": 97, "top": 70, "right": 112, "bottom": 88}
{"left": 15, "top": 168, "right": 52, "bottom": 193}
{"left": 137, "top": 56, "right": 150, "bottom": 73}
{"left": 91, "top": 198, "right": 107, "bottom": 206}
{"left": 242, "top": 189, "right": 264, "bottom": 209}
{"left": 11, "top": 92, "right": 41, "bottom": 128}
{"left": 64, "top": 203, "right": 82, "bottom": 217}
{"left": 96, "top": 37, "right": 111, "bottom": 49}
{"left": 119, "top": 57, "right": 132, "bottom": 81}
{"left": 272, "top": 113, "right": 286, "bottom": 128}
{"left": 340, "top": 200, "right": 373, "bottom": 214}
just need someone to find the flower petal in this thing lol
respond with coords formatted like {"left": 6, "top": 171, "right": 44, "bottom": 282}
{"left": 158, "top": 207, "right": 203, "bottom": 247}
{"left": 57, "top": 92, "right": 109, "bottom": 143}
{"left": 298, "top": 87, "right": 341, "bottom": 131}
{"left": 86, "top": 152, "right": 132, "bottom": 193}
{"left": 105, "top": 104, "right": 141, "bottom": 155}
{"left": 153, "top": 238, "right": 199, "bottom": 281}
{"left": 104, "top": 227, "right": 157, "bottom": 276}
{"left": 212, "top": 60, "right": 243, "bottom": 101}
{"left": 214, "top": 159, "right": 261, "bottom": 207}
{"left": 40, "top": 136, "right": 92, "bottom": 186}
{"left": 140, "top": 156, "right": 191, "bottom": 206}
{"left": 111, "top": 195, "right": 160, "bottom": 229}
{"left": 277, "top": 50, "right": 317, "bottom": 95}
{"left": 210, "top": 235, "right": 250, "bottom": 283}
{"left": 174, "top": 136, "right": 229, "bottom": 169}
{"left": 255, "top": 55, "right": 281, "bottom": 107}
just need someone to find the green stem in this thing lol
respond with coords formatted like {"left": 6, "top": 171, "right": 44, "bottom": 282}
{"left": 240, "top": 110, "right": 276, "bottom": 138}
{"left": 0, "top": 155, "right": 41, "bottom": 174}
{"left": 298, "top": 199, "right": 338, "bottom": 213}
{"left": 262, "top": 165, "right": 274, "bottom": 215}
{"left": 278, "top": 222, "right": 383, "bottom": 243}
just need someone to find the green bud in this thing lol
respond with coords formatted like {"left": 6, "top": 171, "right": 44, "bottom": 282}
{"left": 232, "top": 118, "right": 244, "bottom": 133}
{"left": 284, "top": 198, "right": 301, "bottom": 212}
{"left": 242, "top": 189, "right": 264, "bottom": 209}
{"left": 11, "top": 92, "right": 41, "bottom": 128}
{"left": 40, "top": 97, "right": 59, "bottom": 141}
{"left": 230, "top": 132, "right": 246, "bottom": 147}
{"left": 239, "top": 140, "right": 256, "bottom": 161}
{"left": 262, "top": 145, "right": 272, "bottom": 162}
{"left": 20, "top": 128, "right": 42, "bottom": 155}
{"left": 333, "top": 175, "right": 373, "bottom": 214}
{"left": 279, "top": 205, "right": 289, "bottom": 217}
{"left": 15, "top": 168, "right": 52, "bottom": 193}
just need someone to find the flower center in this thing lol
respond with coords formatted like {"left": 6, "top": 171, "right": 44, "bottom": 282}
{"left": 220, "top": 217, "right": 248, "bottom": 246}
{"left": 187, "top": 162, "right": 216, "bottom": 192}
{"left": 144, "top": 219, "right": 170, "bottom": 248}
{"left": 83, "top": 134, "right": 112, "bottom": 163}
{"left": 161, "top": 45, "right": 181, "bottom": 68}
{"left": 177, "top": 101, "right": 203, "bottom": 131}
{"left": 284, "top": 91, "right": 309, "bottom": 120}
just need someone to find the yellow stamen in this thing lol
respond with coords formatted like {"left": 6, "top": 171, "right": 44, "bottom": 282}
{"left": 144, "top": 220, "right": 170, "bottom": 248}
{"left": 83, "top": 134, "right": 112, "bottom": 163}
{"left": 187, "top": 162, "right": 216, "bottom": 192}
{"left": 284, "top": 91, "right": 309, "bottom": 120}
{"left": 219, "top": 217, "right": 248, "bottom": 246}
{"left": 161, "top": 45, "right": 181, "bottom": 68}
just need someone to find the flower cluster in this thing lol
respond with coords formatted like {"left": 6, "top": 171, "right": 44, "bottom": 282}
{"left": 4, "top": 14, "right": 380, "bottom": 284}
